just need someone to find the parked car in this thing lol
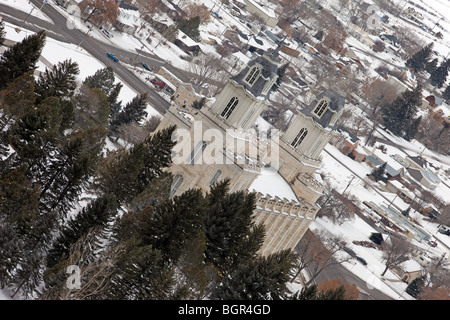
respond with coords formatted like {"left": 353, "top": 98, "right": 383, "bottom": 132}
{"left": 438, "top": 226, "right": 450, "bottom": 236}
{"left": 150, "top": 79, "right": 165, "bottom": 88}
{"left": 356, "top": 256, "right": 368, "bottom": 265}
{"left": 343, "top": 247, "right": 356, "bottom": 257}
{"left": 141, "top": 62, "right": 152, "bottom": 71}
{"left": 106, "top": 52, "right": 119, "bottom": 62}
{"left": 102, "top": 29, "right": 113, "bottom": 39}
{"left": 428, "top": 240, "right": 438, "bottom": 247}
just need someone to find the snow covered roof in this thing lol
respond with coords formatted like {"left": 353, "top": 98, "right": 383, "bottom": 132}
{"left": 245, "top": 0, "right": 277, "bottom": 18}
{"left": 117, "top": 4, "right": 141, "bottom": 27}
{"left": 250, "top": 167, "right": 299, "bottom": 202}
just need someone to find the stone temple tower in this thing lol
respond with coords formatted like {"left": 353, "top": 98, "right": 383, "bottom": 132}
{"left": 209, "top": 48, "right": 280, "bottom": 131}
{"left": 153, "top": 46, "right": 346, "bottom": 255}
{"left": 154, "top": 48, "right": 282, "bottom": 198}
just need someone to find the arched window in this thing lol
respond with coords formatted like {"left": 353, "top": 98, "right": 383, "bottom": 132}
{"left": 245, "top": 66, "right": 260, "bottom": 85}
{"left": 188, "top": 141, "right": 207, "bottom": 164}
{"left": 313, "top": 100, "right": 328, "bottom": 118}
{"left": 221, "top": 97, "right": 239, "bottom": 119}
{"left": 209, "top": 170, "right": 222, "bottom": 185}
{"left": 170, "top": 174, "right": 184, "bottom": 198}
{"left": 291, "top": 128, "right": 308, "bottom": 148}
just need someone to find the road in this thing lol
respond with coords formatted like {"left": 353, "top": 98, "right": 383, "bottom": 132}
{"left": 1, "top": 1, "right": 171, "bottom": 114}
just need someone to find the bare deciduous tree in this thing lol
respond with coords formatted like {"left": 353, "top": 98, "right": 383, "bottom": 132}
{"left": 40, "top": 229, "right": 124, "bottom": 300}
{"left": 380, "top": 234, "right": 413, "bottom": 276}
{"left": 290, "top": 230, "right": 349, "bottom": 286}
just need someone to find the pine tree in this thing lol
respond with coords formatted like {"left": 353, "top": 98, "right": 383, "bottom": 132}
{"left": 177, "top": 17, "right": 201, "bottom": 42}
{"left": 406, "top": 43, "right": 433, "bottom": 73}
{"left": 0, "top": 71, "right": 36, "bottom": 133}
{"left": 0, "top": 30, "right": 46, "bottom": 90}
{"left": 430, "top": 59, "right": 450, "bottom": 88}
{"left": 11, "top": 251, "right": 44, "bottom": 299}
{"left": 72, "top": 86, "right": 111, "bottom": 130}
{"left": 406, "top": 275, "right": 426, "bottom": 298}
{"left": 107, "top": 82, "right": 123, "bottom": 106}
{"left": 34, "top": 59, "right": 80, "bottom": 104}
{"left": 46, "top": 194, "right": 118, "bottom": 269}
{"left": 0, "top": 165, "right": 39, "bottom": 236}
{"left": 110, "top": 93, "right": 148, "bottom": 133}
{"left": 38, "top": 132, "right": 97, "bottom": 216}
{"left": 425, "top": 58, "right": 438, "bottom": 74}
{"left": 404, "top": 116, "right": 421, "bottom": 142}
{"left": 9, "top": 97, "right": 63, "bottom": 168}
{"left": 212, "top": 249, "right": 295, "bottom": 300}
{"left": 143, "top": 188, "right": 207, "bottom": 263}
{"left": 290, "top": 284, "right": 347, "bottom": 300}
{"left": 369, "top": 162, "right": 387, "bottom": 182}
{"left": 82, "top": 66, "right": 116, "bottom": 97}
{"left": 271, "top": 63, "right": 288, "bottom": 92}
{"left": 381, "top": 85, "right": 422, "bottom": 138}
{"left": 0, "top": 224, "right": 24, "bottom": 289}
{"left": 102, "top": 240, "right": 175, "bottom": 300}
{"left": 204, "top": 181, "right": 263, "bottom": 271}
{"left": 97, "top": 125, "right": 176, "bottom": 203}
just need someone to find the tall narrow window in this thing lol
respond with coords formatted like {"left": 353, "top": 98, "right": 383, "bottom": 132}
{"left": 170, "top": 174, "right": 184, "bottom": 198}
{"left": 221, "top": 97, "right": 239, "bottom": 119}
{"left": 313, "top": 100, "right": 328, "bottom": 118}
{"left": 209, "top": 170, "right": 222, "bottom": 185}
{"left": 245, "top": 66, "right": 260, "bottom": 85}
{"left": 291, "top": 128, "right": 308, "bottom": 148}
{"left": 188, "top": 141, "right": 207, "bottom": 164}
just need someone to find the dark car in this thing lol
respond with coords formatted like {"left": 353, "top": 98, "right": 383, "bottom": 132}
{"left": 343, "top": 247, "right": 356, "bottom": 257}
{"left": 356, "top": 256, "right": 368, "bottom": 265}
{"left": 106, "top": 52, "right": 119, "bottom": 62}
{"left": 141, "top": 62, "right": 152, "bottom": 71}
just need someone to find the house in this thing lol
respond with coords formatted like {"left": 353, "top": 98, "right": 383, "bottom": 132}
{"left": 155, "top": 66, "right": 208, "bottom": 107}
{"left": 329, "top": 128, "right": 366, "bottom": 162}
{"left": 364, "top": 148, "right": 406, "bottom": 180}
{"left": 243, "top": 0, "right": 279, "bottom": 27}
{"left": 424, "top": 95, "right": 450, "bottom": 125}
{"left": 385, "top": 180, "right": 415, "bottom": 204}
{"left": 391, "top": 259, "right": 424, "bottom": 284}
{"left": 390, "top": 154, "right": 410, "bottom": 168}
{"left": 114, "top": 1, "right": 141, "bottom": 35}
{"left": 280, "top": 45, "right": 300, "bottom": 58}
{"left": 55, "top": 0, "right": 83, "bottom": 9}
{"left": 407, "top": 167, "right": 441, "bottom": 190}
{"left": 369, "top": 232, "right": 384, "bottom": 245}
{"left": 174, "top": 31, "right": 202, "bottom": 56}
{"left": 380, "top": 34, "right": 400, "bottom": 49}
{"left": 159, "top": 0, "right": 187, "bottom": 22}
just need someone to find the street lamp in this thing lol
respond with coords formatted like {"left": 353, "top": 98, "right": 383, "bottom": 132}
{"left": 133, "top": 44, "right": 145, "bottom": 65}
{"left": 17, "top": 0, "right": 48, "bottom": 32}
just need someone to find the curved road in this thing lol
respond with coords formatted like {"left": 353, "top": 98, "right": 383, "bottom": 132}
{"left": 1, "top": 0, "right": 170, "bottom": 114}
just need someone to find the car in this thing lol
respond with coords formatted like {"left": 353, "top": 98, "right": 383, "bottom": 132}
{"left": 428, "top": 240, "right": 438, "bottom": 247}
{"left": 141, "top": 62, "right": 152, "bottom": 71}
{"left": 106, "top": 52, "right": 119, "bottom": 62}
{"left": 343, "top": 247, "right": 356, "bottom": 257}
{"left": 102, "top": 29, "right": 113, "bottom": 39}
{"left": 356, "top": 256, "right": 368, "bottom": 266}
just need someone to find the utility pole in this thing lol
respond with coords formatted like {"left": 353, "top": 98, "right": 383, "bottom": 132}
{"left": 342, "top": 175, "right": 355, "bottom": 194}
{"left": 17, "top": 0, "right": 48, "bottom": 32}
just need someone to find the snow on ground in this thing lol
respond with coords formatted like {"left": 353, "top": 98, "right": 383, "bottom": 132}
{"left": 2, "top": 20, "right": 146, "bottom": 106}
{"left": 1, "top": 0, "right": 53, "bottom": 23}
